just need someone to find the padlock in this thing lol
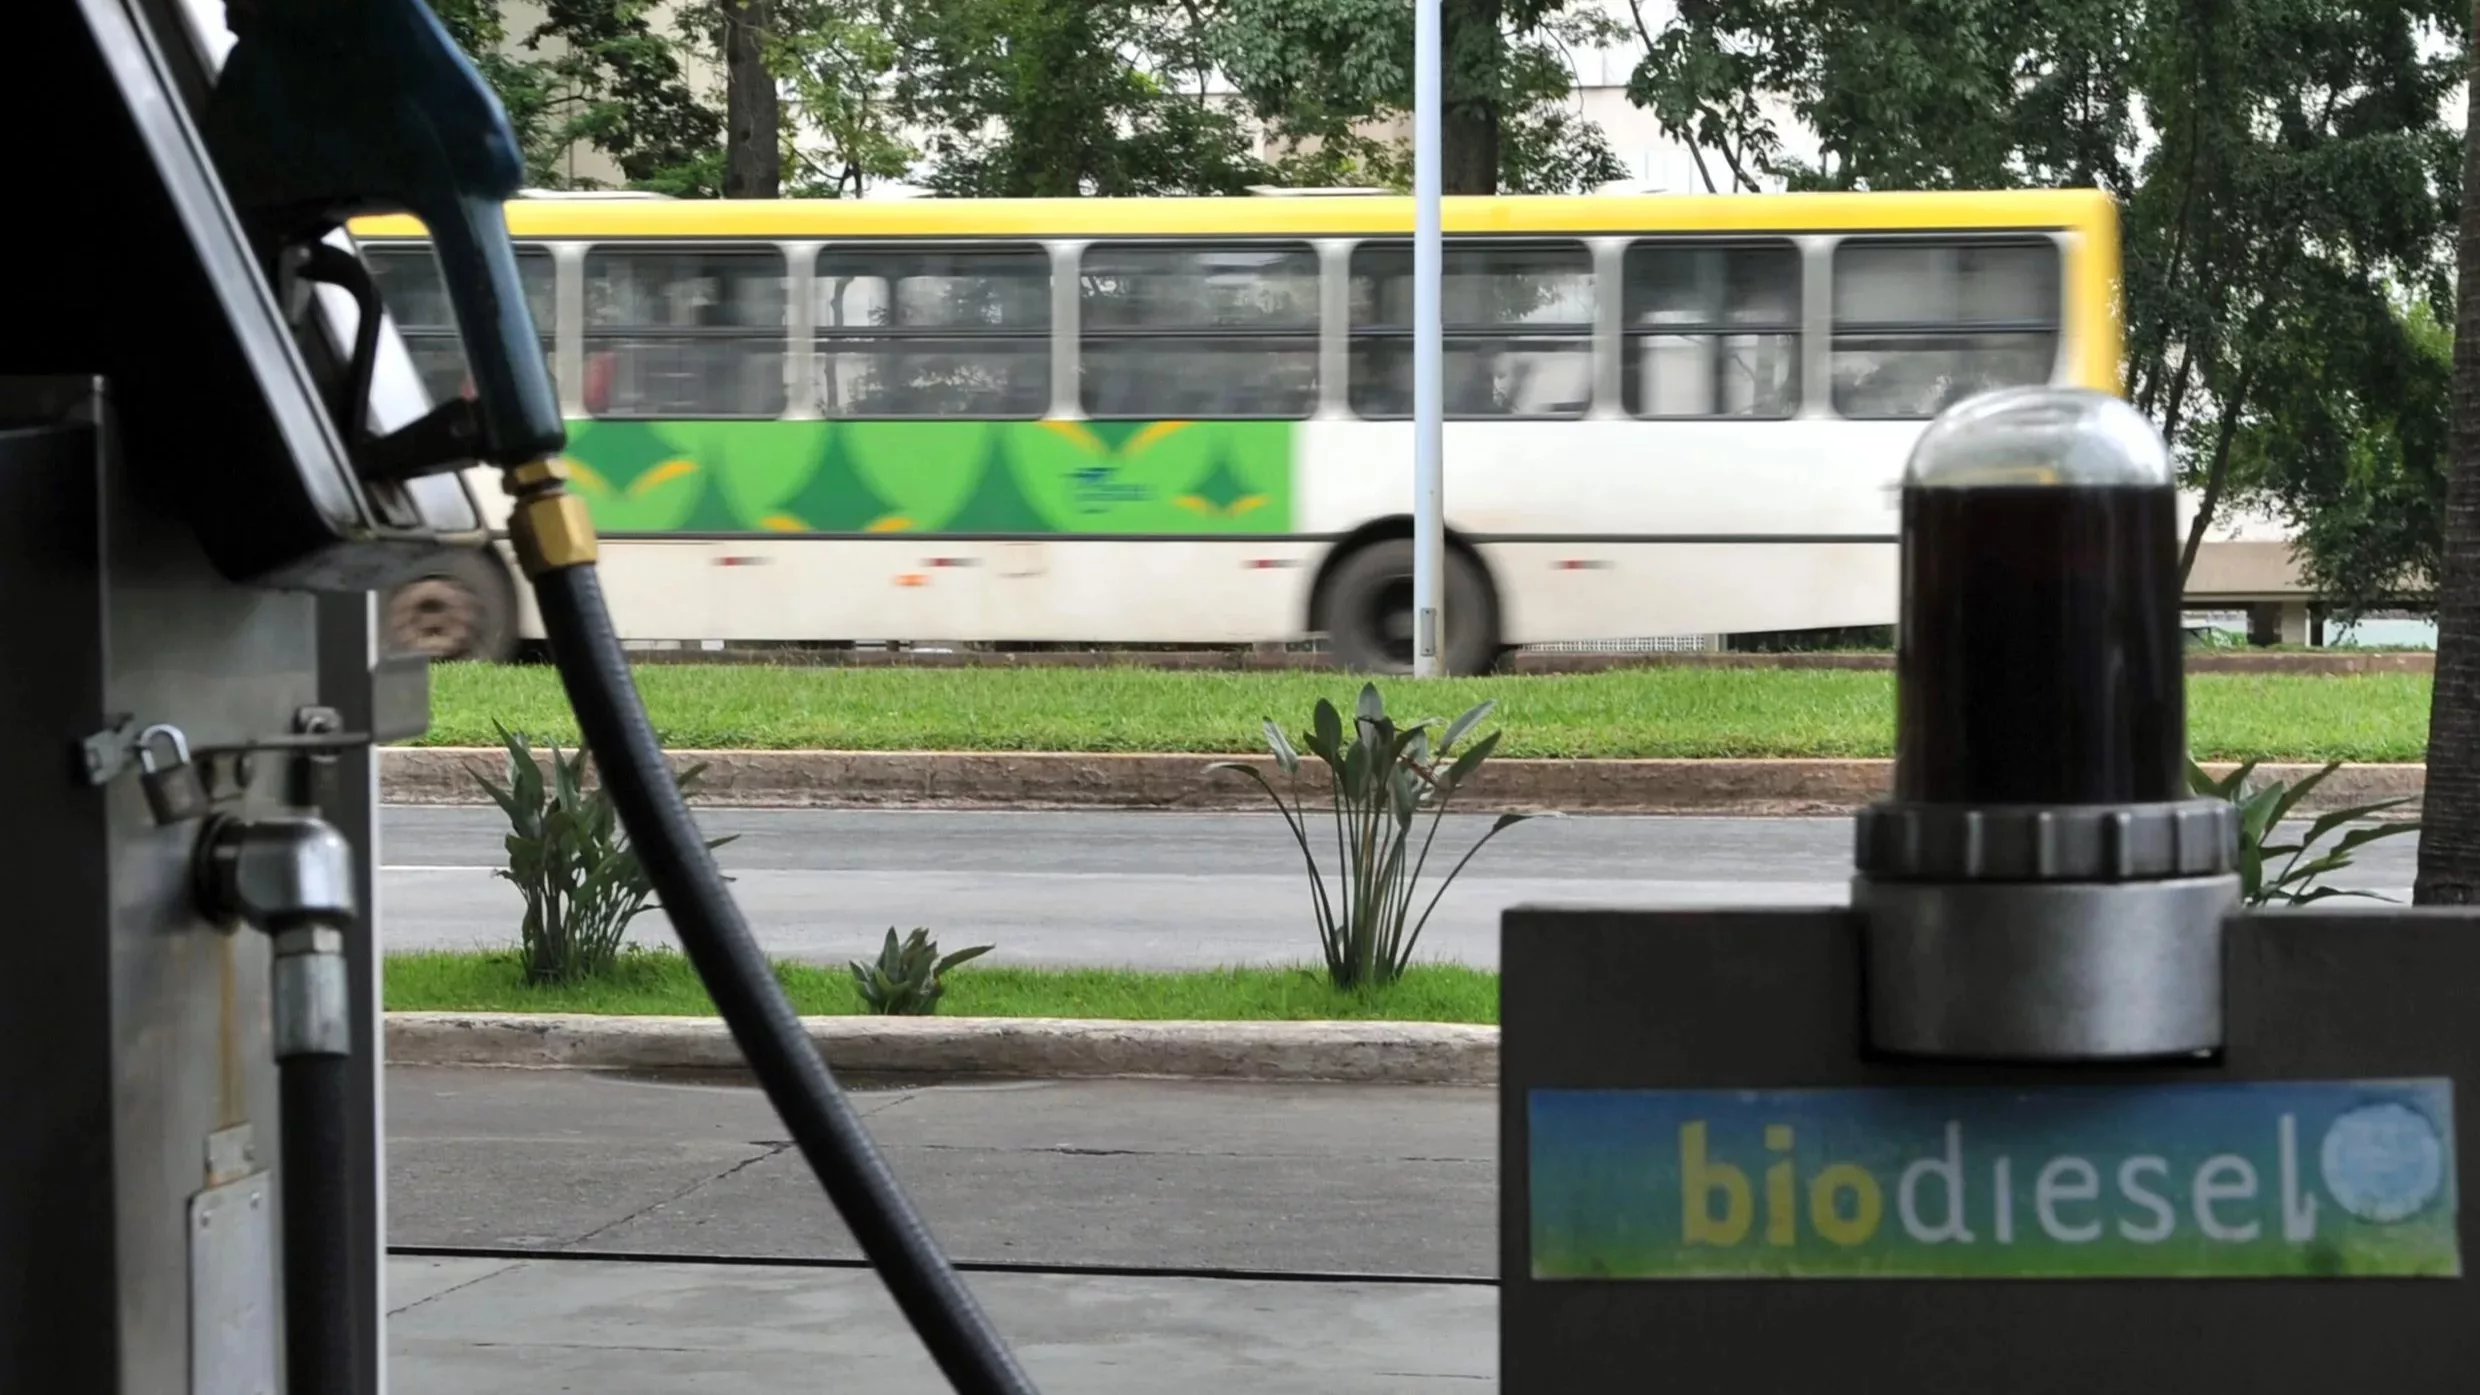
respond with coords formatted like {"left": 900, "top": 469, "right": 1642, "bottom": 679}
{"left": 137, "top": 724, "right": 209, "bottom": 825}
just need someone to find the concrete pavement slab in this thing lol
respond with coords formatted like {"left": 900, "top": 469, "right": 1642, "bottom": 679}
{"left": 582, "top": 1143, "right": 1491, "bottom": 1276}
{"left": 386, "top": 1256, "right": 1495, "bottom": 1394}
{"left": 385, "top": 1069, "right": 1495, "bottom": 1279}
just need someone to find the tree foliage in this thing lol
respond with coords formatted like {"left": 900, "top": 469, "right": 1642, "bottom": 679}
{"left": 885, "top": 0, "right": 1269, "bottom": 196}
{"left": 2233, "top": 291, "right": 2451, "bottom": 621}
{"left": 439, "top": 0, "right": 1633, "bottom": 199}
{"left": 1629, "top": 0, "right": 2466, "bottom": 615}
{"left": 671, "top": 0, "right": 918, "bottom": 196}
{"left": 438, "top": 0, "right": 725, "bottom": 193}
{"left": 1214, "top": 0, "right": 1629, "bottom": 193}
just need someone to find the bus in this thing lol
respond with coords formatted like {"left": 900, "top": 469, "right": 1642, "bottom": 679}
{"left": 346, "top": 188, "right": 2122, "bottom": 674}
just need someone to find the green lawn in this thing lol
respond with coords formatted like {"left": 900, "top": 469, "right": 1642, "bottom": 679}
{"left": 385, "top": 950, "right": 1501, "bottom": 1025}
{"left": 414, "top": 662, "right": 2433, "bottom": 763}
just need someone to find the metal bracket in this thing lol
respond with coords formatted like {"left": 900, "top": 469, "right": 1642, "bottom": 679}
{"left": 77, "top": 712, "right": 139, "bottom": 786}
{"left": 189, "top": 706, "right": 370, "bottom": 759}
{"left": 205, "top": 1124, "right": 258, "bottom": 1188}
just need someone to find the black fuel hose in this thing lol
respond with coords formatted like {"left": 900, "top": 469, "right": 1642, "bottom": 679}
{"left": 530, "top": 560, "right": 1039, "bottom": 1395}
{"left": 279, "top": 1053, "right": 356, "bottom": 1395}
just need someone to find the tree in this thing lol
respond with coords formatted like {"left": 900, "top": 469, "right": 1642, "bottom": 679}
{"left": 766, "top": 1, "right": 919, "bottom": 196}
{"left": 887, "top": 0, "right": 1269, "bottom": 196}
{"left": 1214, "top": 0, "right": 1629, "bottom": 193}
{"left": 441, "top": 0, "right": 724, "bottom": 194}
{"left": 721, "top": 0, "right": 781, "bottom": 197}
{"left": 667, "top": 0, "right": 915, "bottom": 196}
{"left": 1626, "top": 0, "right": 2464, "bottom": 590}
{"left": 2231, "top": 290, "right": 2451, "bottom": 625}
{"left": 2414, "top": 0, "right": 2480, "bottom": 906}
{"left": 430, "top": 0, "right": 568, "bottom": 185}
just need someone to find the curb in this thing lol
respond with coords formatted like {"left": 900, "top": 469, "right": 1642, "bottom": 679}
{"left": 385, "top": 1012, "right": 1499, "bottom": 1087}
{"left": 380, "top": 749, "right": 2427, "bottom": 817}
{"left": 617, "top": 647, "right": 2436, "bottom": 676}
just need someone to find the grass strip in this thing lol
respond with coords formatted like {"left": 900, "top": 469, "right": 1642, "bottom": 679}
{"left": 385, "top": 949, "right": 1500, "bottom": 1025}
{"left": 418, "top": 663, "right": 2432, "bottom": 764}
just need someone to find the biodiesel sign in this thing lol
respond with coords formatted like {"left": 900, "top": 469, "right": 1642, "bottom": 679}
{"left": 1529, "top": 1081, "right": 2457, "bottom": 1279}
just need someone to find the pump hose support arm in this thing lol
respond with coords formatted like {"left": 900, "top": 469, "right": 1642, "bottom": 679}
{"left": 503, "top": 463, "right": 1040, "bottom": 1395}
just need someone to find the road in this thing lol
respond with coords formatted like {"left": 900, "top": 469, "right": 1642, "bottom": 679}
{"left": 377, "top": 807, "right": 2420, "bottom": 969}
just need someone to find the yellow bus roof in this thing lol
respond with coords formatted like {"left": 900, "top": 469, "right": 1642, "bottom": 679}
{"left": 348, "top": 188, "right": 2118, "bottom": 242}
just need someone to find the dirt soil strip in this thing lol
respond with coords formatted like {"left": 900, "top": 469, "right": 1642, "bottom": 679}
{"left": 382, "top": 749, "right": 2425, "bottom": 816}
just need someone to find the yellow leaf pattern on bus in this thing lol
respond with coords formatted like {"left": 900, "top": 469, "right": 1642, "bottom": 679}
{"left": 1124, "top": 420, "right": 1192, "bottom": 454}
{"left": 629, "top": 459, "right": 699, "bottom": 497}
{"left": 559, "top": 458, "right": 613, "bottom": 496}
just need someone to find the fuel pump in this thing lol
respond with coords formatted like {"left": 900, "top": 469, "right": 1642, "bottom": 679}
{"left": 12, "top": 1, "right": 1037, "bottom": 1392}
{"left": 1499, "top": 384, "right": 2476, "bottom": 1391}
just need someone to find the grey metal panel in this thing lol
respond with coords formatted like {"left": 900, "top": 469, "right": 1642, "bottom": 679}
{"left": 1500, "top": 904, "right": 2480, "bottom": 1393}
{"left": 0, "top": 369, "right": 319, "bottom": 1391}
{"left": 102, "top": 382, "right": 317, "bottom": 1395}
{"left": 0, "top": 410, "right": 124, "bottom": 1395}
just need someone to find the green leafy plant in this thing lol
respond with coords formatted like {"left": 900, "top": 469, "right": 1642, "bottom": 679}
{"left": 2186, "top": 758, "right": 2418, "bottom": 908}
{"left": 849, "top": 927, "right": 994, "bottom": 1015}
{"left": 471, "top": 722, "right": 735, "bottom": 984}
{"left": 1211, "top": 682, "right": 1542, "bottom": 991}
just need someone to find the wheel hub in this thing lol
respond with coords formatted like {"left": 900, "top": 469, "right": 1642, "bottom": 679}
{"left": 387, "top": 576, "right": 478, "bottom": 659}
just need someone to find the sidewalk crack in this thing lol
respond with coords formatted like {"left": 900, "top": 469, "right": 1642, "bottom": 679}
{"left": 567, "top": 1139, "right": 796, "bottom": 1248}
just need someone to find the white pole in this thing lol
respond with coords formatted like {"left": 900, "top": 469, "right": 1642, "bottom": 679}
{"left": 1411, "top": 0, "right": 1446, "bottom": 677}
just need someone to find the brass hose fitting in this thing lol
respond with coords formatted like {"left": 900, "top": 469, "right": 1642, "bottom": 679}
{"left": 504, "top": 457, "right": 598, "bottom": 577}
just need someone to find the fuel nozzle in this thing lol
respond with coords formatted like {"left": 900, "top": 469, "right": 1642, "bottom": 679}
{"left": 1855, "top": 386, "right": 2240, "bottom": 1062}
{"left": 203, "top": 0, "right": 564, "bottom": 470}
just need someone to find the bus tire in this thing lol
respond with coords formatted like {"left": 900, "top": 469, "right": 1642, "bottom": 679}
{"left": 1319, "top": 538, "right": 1499, "bottom": 676}
{"left": 383, "top": 548, "right": 518, "bottom": 663}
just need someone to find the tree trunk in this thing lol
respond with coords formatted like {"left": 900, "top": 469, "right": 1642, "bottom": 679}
{"left": 2177, "top": 355, "right": 2259, "bottom": 585}
{"left": 2413, "top": 5, "right": 2480, "bottom": 904}
{"left": 721, "top": 0, "right": 778, "bottom": 198}
{"left": 1441, "top": 0, "right": 1500, "bottom": 194}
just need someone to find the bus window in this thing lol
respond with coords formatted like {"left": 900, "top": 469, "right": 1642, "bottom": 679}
{"left": 815, "top": 245, "right": 1050, "bottom": 418}
{"left": 361, "top": 242, "right": 556, "bottom": 405}
{"left": 582, "top": 246, "right": 788, "bottom": 419}
{"left": 1829, "top": 239, "right": 2061, "bottom": 420}
{"left": 1621, "top": 241, "right": 1799, "bottom": 419}
{"left": 1347, "top": 240, "right": 1595, "bottom": 419}
{"left": 1078, "top": 243, "right": 1320, "bottom": 419}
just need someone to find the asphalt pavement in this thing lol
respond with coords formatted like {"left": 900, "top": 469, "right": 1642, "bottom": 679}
{"left": 376, "top": 807, "right": 2420, "bottom": 969}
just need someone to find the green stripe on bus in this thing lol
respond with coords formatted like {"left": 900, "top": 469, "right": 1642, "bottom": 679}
{"left": 557, "top": 419, "right": 1296, "bottom": 537}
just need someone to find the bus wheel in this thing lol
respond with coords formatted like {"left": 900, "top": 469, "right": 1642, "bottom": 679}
{"left": 1319, "top": 539, "right": 1498, "bottom": 676}
{"left": 384, "top": 549, "right": 517, "bottom": 663}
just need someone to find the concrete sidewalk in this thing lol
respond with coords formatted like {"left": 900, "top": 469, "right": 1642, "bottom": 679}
{"left": 389, "top": 1255, "right": 1494, "bottom": 1393}
{"left": 386, "top": 1068, "right": 1495, "bottom": 1276}
{"left": 385, "top": 1067, "right": 1499, "bottom": 1390}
